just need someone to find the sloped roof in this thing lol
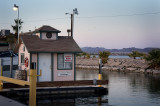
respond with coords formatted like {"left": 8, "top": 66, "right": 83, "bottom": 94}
{"left": 21, "top": 35, "right": 82, "bottom": 53}
{"left": 33, "top": 25, "right": 61, "bottom": 33}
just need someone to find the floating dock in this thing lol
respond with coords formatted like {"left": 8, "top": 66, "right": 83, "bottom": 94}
{"left": 0, "top": 80, "right": 108, "bottom": 105}
{"left": 0, "top": 87, "right": 108, "bottom": 105}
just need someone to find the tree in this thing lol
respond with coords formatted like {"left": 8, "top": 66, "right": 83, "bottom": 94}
{"left": 9, "top": 19, "right": 23, "bottom": 78}
{"left": 145, "top": 49, "right": 160, "bottom": 69}
{"left": 11, "top": 19, "right": 23, "bottom": 39}
{"left": 99, "top": 51, "right": 110, "bottom": 64}
{"left": 6, "top": 34, "right": 16, "bottom": 50}
{"left": 128, "top": 51, "right": 144, "bottom": 59}
{"left": 86, "top": 53, "right": 90, "bottom": 59}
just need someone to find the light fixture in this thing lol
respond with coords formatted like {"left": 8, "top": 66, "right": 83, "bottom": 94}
{"left": 13, "top": 4, "right": 18, "bottom": 11}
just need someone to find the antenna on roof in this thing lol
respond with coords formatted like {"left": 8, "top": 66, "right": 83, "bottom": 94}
{"left": 65, "top": 8, "right": 78, "bottom": 38}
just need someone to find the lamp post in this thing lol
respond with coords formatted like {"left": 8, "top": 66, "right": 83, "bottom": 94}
{"left": 66, "top": 8, "right": 78, "bottom": 38}
{"left": 10, "top": 4, "right": 19, "bottom": 78}
{"left": 13, "top": 4, "right": 19, "bottom": 44}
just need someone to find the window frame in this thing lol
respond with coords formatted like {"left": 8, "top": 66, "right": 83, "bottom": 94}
{"left": 23, "top": 46, "right": 25, "bottom": 52}
{"left": 57, "top": 53, "right": 73, "bottom": 70}
{"left": 21, "top": 53, "right": 25, "bottom": 65}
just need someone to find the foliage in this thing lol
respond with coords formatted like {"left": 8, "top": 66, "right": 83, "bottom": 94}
{"left": 128, "top": 51, "right": 145, "bottom": 59}
{"left": 11, "top": 19, "right": 23, "bottom": 38}
{"left": 86, "top": 54, "right": 90, "bottom": 59}
{"left": 93, "top": 55, "right": 96, "bottom": 58}
{"left": 99, "top": 51, "right": 110, "bottom": 64}
{"left": 81, "top": 52, "right": 88, "bottom": 56}
{"left": 6, "top": 35, "right": 16, "bottom": 50}
{"left": 77, "top": 52, "right": 91, "bottom": 58}
{"left": 145, "top": 49, "right": 160, "bottom": 69}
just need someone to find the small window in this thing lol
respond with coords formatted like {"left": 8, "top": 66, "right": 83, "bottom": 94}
{"left": 46, "top": 32, "right": 52, "bottom": 38}
{"left": 57, "top": 53, "right": 72, "bottom": 70}
{"left": 21, "top": 53, "right": 25, "bottom": 64}
{"left": 23, "top": 46, "right": 25, "bottom": 52}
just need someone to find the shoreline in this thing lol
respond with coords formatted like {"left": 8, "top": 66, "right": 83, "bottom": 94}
{"left": 76, "top": 58, "right": 160, "bottom": 74}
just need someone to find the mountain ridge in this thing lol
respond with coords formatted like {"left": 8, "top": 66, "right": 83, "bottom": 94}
{"left": 81, "top": 47, "right": 160, "bottom": 54}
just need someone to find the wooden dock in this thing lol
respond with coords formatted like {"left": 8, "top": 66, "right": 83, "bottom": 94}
{"left": 3, "top": 80, "right": 108, "bottom": 89}
{"left": 0, "top": 87, "right": 108, "bottom": 105}
{"left": 0, "top": 80, "right": 108, "bottom": 105}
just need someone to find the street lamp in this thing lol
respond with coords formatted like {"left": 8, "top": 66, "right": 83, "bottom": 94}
{"left": 66, "top": 8, "right": 78, "bottom": 38}
{"left": 10, "top": 4, "right": 19, "bottom": 78}
{"left": 13, "top": 4, "right": 19, "bottom": 44}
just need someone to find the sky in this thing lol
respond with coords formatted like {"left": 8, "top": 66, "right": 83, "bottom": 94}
{"left": 0, "top": 0, "right": 160, "bottom": 49}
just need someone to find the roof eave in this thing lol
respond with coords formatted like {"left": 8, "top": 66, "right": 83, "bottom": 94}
{"left": 30, "top": 51, "right": 82, "bottom": 53}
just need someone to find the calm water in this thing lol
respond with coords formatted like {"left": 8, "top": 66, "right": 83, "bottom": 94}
{"left": 2, "top": 69, "right": 160, "bottom": 106}
{"left": 76, "top": 69, "right": 160, "bottom": 106}
{"left": 91, "top": 55, "right": 130, "bottom": 58}
{"left": 108, "top": 55, "right": 130, "bottom": 58}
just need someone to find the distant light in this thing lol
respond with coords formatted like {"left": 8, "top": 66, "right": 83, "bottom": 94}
{"left": 13, "top": 4, "right": 18, "bottom": 11}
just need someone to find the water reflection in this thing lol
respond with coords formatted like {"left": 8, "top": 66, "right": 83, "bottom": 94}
{"left": 1, "top": 69, "right": 160, "bottom": 106}
{"left": 77, "top": 69, "right": 160, "bottom": 106}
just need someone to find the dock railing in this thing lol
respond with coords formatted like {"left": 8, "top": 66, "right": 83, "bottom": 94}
{"left": 0, "top": 69, "right": 42, "bottom": 106}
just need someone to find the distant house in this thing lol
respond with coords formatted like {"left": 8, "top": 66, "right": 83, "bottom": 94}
{"left": 0, "top": 36, "right": 8, "bottom": 52}
{"left": 17, "top": 25, "right": 82, "bottom": 82}
{"left": 0, "top": 29, "right": 13, "bottom": 52}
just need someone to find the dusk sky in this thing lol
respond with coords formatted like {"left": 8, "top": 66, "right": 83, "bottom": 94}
{"left": 0, "top": 0, "right": 160, "bottom": 49}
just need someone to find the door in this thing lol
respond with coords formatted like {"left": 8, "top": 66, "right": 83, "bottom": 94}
{"left": 39, "top": 53, "right": 51, "bottom": 81}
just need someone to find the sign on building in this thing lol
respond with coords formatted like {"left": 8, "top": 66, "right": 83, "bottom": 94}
{"left": 64, "top": 54, "right": 72, "bottom": 62}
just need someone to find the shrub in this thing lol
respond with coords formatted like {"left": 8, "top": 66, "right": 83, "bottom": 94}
{"left": 99, "top": 51, "right": 110, "bottom": 64}
{"left": 145, "top": 49, "right": 160, "bottom": 69}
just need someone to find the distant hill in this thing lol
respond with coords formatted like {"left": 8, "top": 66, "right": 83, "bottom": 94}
{"left": 81, "top": 47, "right": 160, "bottom": 54}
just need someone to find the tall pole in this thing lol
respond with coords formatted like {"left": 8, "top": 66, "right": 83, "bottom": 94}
{"left": 98, "top": 59, "right": 102, "bottom": 87}
{"left": 71, "top": 14, "right": 73, "bottom": 37}
{"left": 66, "top": 8, "right": 78, "bottom": 38}
{"left": 10, "top": 51, "right": 13, "bottom": 78}
{"left": 18, "top": 6, "right": 19, "bottom": 44}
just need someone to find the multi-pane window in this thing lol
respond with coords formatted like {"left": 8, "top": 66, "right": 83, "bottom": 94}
{"left": 57, "top": 54, "right": 72, "bottom": 70}
{"left": 21, "top": 53, "right": 24, "bottom": 64}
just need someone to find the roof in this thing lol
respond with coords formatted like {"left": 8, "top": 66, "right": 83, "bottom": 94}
{"left": 20, "top": 34, "right": 82, "bottom": 53}
{"left": 33, "top": 25, "right": 61, "bottom": 33}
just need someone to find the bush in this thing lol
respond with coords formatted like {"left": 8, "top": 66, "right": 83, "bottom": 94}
{"left": 128, "top": 51, "right": 145, "bottom": 59}
{"left": 145, "top": 49, "right": 160, "bottom": 69}
{"left": 99, "top": 51, "right": 110, "bottom": 64}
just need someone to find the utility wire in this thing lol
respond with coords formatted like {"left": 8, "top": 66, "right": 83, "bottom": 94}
{"left": 77, "top": 11, "right": 160, "bottom": 19}
{"left": 24, "top": 17, "right": 67, "bottom": 23}
{"left": 0, "top": 11, "right": 160, "bottom": 24}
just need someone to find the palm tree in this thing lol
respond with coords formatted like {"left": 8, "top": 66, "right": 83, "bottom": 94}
{"left": 128, "top": 51, "right": 144, "bottom": 59}
{"left": 99, "top": 51, "right": 110, "bottom": 64}
{"left": 9, "top": 19, "right": 23, "bottom": 78}
{"left": 145, "top": 49, "right": 160, "bottom": 69}
{"left": 11, "top": 19, "right": 23, "bottom": 39}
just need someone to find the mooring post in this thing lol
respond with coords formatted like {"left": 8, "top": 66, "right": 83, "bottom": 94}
{"left": 0, "top": 79, "right": 2, "bottom": 91}
{"left": 0, "top": 59, "right": 3, "bottom": 91}
{"left": 98, "top": 96, "right": 102, "bottom": 106}
{"left": 29, "top": 69, "right": 37, "bottom": 106}
{"left": 98, "top": 59, "right": 102, "bottom": 87}
{"left": 0, "top": 59, "right": 3, "bottom": 76}
{"left": 29, "top": 69, "right": 42, "bottom": 106}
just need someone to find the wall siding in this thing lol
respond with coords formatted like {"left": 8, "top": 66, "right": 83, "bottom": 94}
{"left": 18, "top": 43, "right": 30, "bottom": 70}
{"left": 53, "top": 53, "right": 74, "bottom": 81}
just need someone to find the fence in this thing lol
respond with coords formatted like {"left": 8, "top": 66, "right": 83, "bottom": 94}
{"left": 0, "top": 57, "right": 18, "bottom": 77}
